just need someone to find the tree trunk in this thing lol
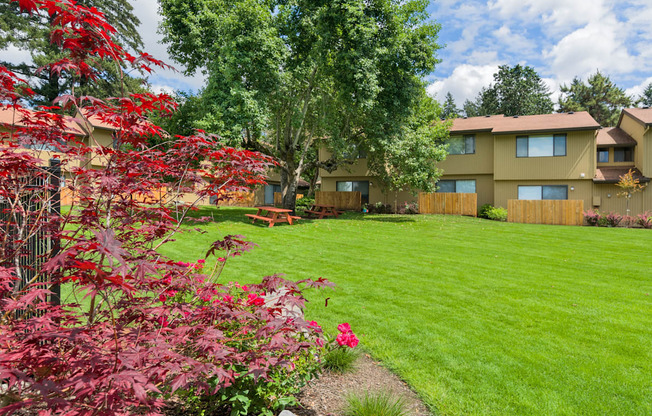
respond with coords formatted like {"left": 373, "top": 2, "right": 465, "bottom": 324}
{"left": 280, "top": 168, "right": 299, "bottom": 213}
{"left": 307, "top": 167, "right": 319, "bottom": 198}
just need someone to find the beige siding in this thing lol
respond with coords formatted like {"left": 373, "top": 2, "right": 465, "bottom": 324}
{"left": 592, "top": 183, "right": 652, "bottom": 215}
{"left": 494, "top": 180, "right": 593, "bottom": 210}
{"left": 619, "top": 114, "right": 648, "bottom": 176}
{"left": 319, "top": 148, "right": 371, "bottom": 177}
{"left": 321, "top": 176, "right": 417, "bottom": 208}
{"left": 494, "top": 130, "right": 595, "bottom": 180}
{"left": 438, "top": 132, "right": 493, "bottom": 175}
{"left": 438, "top": 174, "right": 494, "bottom": 207}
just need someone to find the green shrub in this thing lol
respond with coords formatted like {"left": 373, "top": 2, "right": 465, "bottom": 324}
{"left": 323, "top": 346, "right": 359, "bottom": 373}
{"left": 478, "top": 203, "right": 493, "bottom": 219}
{"left": 486, "top": 206, "right": 507, "bottom": 222}
{"left": 296, "top": 196, "right": 315, "bottom": 210}
{"left": 343, "top": 390, "right": 409, "bottom": 416}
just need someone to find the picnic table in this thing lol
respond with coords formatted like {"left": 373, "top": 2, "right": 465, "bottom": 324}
{"left": 245, "top": 206, "right": 301, "bottom": 227}
{"left": 303, "top": 204, "right": 342, "bottom": 219}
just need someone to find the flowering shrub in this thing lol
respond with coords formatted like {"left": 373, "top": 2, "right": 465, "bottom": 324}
{"left": 0, "top": 1, "right": 351, "bottom": 415}
{"left": 604, "top": 212, "right": 623, "bottom": 227}
{"left": 584, "top": 209, "right": 601, "bottom": 226}
{"left": 637, "top": 211, "right": 652, "bottom": 229}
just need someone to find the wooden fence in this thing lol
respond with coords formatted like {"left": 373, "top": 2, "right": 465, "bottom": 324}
{"left": 315, "top": 191, "right": 361, "bottom": 211}
{"left": 418, "top": 193, "right": 477, "bottom": 216}
{"left": 507, "top": 199, "right": 584, "bottom": 226}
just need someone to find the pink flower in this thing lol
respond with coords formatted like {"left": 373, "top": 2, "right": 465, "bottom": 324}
{"left": 336, "top": 332, "right": 359, "bottom": 348}
{"left": 315, "top": 338, "right": 324, "bottom": 347}
{"left": 337, "top": 323, "right": 352, "bottom": 333}
{"left": 308, "top": 320, "right": 322, "bottom": 330}
{"left": 159, "top": 294, "right": 167, "bottom": 302}
{"left": 223, "top": 295, "right": 234, "bottom": 303}
{"left": 247, "top": 293, "right": 264, "bottom": 306}
{"left": 241, "top": 285, "right": 249, "bottom": 292}
{"left": 217, "top": 257, "right": 226, "bottom": 263}
{"left": 197, "top": 259, "right": 205, "bottom": 264}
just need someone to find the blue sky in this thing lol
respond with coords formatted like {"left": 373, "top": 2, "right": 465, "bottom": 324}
{"left": 425, "top": 0, "right": 652, "bottom": 105}
{"left": 4, "top": 0, "right": 652, "bottom": 107}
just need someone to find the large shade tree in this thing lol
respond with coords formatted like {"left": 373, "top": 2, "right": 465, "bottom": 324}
{"left": 464, "top": 64, "right": 553, "bottom": 117}
{"left": 159, "top": 0, "right": 448, "bottom": 210}
{"left": 0, "top": 0, "right": 145, "bottom": 106}
{"left": 558, "top": 71, "right": 634, "bottom": 126}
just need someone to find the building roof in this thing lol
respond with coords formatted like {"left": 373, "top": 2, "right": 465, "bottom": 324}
{"left": 0, "top": 106, "right": 84, "bottom": 135}
{"left": 596, "top": 127, "right": 637, "bottom": 147}
{"left": 593, "top": 167, "right": 650, "bottom": 184}
{"left": 451, "top": 112, "right": 600, "bottom": 134}
{"left": 620, "top": 107, "right": 652, "bottom": 126}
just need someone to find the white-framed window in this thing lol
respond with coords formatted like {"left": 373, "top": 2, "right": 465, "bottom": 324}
{"left": 516, "top": 134, "right": 566, "bottom": 157}
{"left": 518, "top": 185, "right": 568, "bottom": 200}
{"left": 448, "top": 135, "right": 475, "bottom": 155}
{"left": 436, "top": 179, "right": 476, "bottom": 193}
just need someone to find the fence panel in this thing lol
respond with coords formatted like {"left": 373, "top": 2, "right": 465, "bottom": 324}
{"left": 0, "top": 159, "right": 61, "bottom": 310}
{"left": 418, "top": 193, "right": 477, "bottom": 216}
{"left": 507, "top": 199, "right": 584, "bottom": 226}
{"left": 315, "top": 191, "right": 361, "bottom": 211}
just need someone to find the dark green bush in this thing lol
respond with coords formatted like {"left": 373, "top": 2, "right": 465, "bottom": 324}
{"left": 478, "top": 203, "right": 493, "bottom": 219}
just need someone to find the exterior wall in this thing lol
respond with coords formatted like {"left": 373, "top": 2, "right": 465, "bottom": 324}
{"left": 494, "top": 130, "right": 595, "bottom": 181}
{"left": 619, "top": 114, "right": 649, "bottom": 176}
{"left": 438, "top": 174, "right": 494, "bottom": 207}
{"left": 438, "top": 132, "right": 493, "bottom": 175}
{"left": 494, "top": 179, "right": 593, "bottom": 210}
{"left": 319, "top": 147, "right": 371, "bottom": 177}
{"left": 320, "top": 176, "right": 417, "bottom": 208}
{"left": 592, "top": 183, "right": 652, "bottom": 215}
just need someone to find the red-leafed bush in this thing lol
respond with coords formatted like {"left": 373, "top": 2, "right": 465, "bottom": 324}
{"left": 0, "top": 1, "right": 350, "bottom": 415}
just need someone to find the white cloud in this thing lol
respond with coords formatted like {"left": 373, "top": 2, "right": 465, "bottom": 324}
{"left": 131, "top": 0, "right": 206, "bottom": 92}
{"left": 488, "top": 0, "right": 610, "bottom": 30}
{"left": 625, "top": 77, "right": 652, "bottom": 99}
{"left": 544, "top": 17, "right": 636, "bottom": 82}
{"left": 1, "top": 45, "right": 33, "bottom": 66}
{"left": 427, "top": 64, "right": 500, "bottom": 105}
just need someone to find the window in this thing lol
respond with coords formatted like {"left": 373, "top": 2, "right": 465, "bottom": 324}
{"left": 264, "top": 184, "right": 281, "bottom": 205}
{"left": 614, "top": 147, "right": 633, "bottom": 162}
{"left": 597, "top": 149, "right": 609, "bottom": 163}
{"left": 436, "top": 179, "right": 476, "bottom": 193}
{"left": 342, "top": 144, "right": 367, "bottom": 159}
{"left": 518, "top": 185, "right": 568, "bottom": 200}
{"left": 448, "top": 135, "right": 475, "bottom": 155}
{"left": 516, "top": 134, "right": 566, "bottom": 157}
{"left": 336, "top": 181, "right": 369, "bottom": 204}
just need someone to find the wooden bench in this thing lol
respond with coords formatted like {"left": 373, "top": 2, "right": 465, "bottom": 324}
{"left": 246, "top": 207, "right": 301, "bottom": 227}
{"left": 304, "top": 204, "right": 342, "bottom": 219}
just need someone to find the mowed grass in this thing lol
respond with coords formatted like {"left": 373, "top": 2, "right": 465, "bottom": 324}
{"left": 158, "top": 207, "right": 652, "bottom": 416}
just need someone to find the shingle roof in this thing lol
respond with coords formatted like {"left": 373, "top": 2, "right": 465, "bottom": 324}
{"left": 0, "top": 106, "right": 84, "bottom": 135}
{"left": 593, "top": 167, "right": 650, "bottom": 183}
{"left": 621, "top": 107, "right": 652, "bottom": 126}
{"left": 596, "top": 127, "right": 637, "bottom": 147}
{"left": 451, "top": 112, "right": 600, "bottom": 134}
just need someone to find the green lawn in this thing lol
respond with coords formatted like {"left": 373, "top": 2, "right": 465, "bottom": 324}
{"left": 158, "top": 207, "right": 652, "bottom": 416}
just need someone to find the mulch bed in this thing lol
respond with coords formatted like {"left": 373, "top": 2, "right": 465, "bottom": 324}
{"left": 287, "top": 353, "right": 431, "bottom": 416}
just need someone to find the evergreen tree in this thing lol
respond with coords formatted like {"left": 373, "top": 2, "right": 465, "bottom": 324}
{"left": 0, "top": 0, "right": 145, "bottom": 106}
{"left": 558, "top": 71, "right": 633, "bottom": 126}
{"left": 639, "top": 82, "right": 652, "bottom": 107}
{"left": 441, "top": 92, "right": 460, "bottom": 119}
{"left": 464, "top": 65, "right": 553, "bottom": 117}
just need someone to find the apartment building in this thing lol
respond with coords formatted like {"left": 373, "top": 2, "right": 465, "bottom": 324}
{"left": 319, "top": 108, "right": 652, "bottom": 215}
